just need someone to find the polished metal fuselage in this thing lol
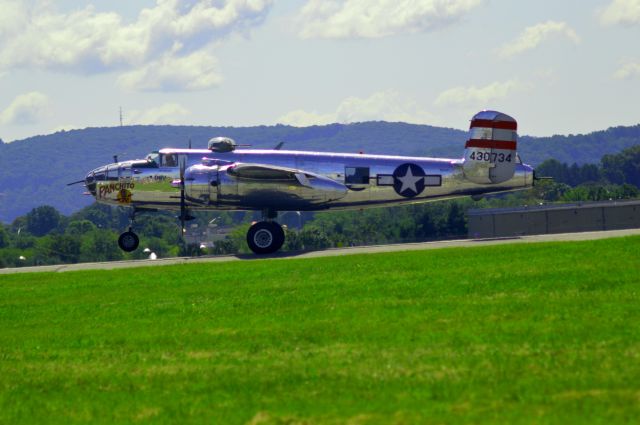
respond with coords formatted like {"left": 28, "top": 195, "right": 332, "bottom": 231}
{"left": 88, "top": 148, "right": 534, "bottom": 212}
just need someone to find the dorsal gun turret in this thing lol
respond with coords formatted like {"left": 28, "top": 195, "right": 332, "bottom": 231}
{"left": 462, "top": 111, "right": 518, "bottom": 184}
{"left": 208, "top": 137, "right": 237, "bottom": 152}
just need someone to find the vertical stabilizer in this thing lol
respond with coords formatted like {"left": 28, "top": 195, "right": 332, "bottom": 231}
{"left": 462, "top": 111, "right": 518, "bottom": 184}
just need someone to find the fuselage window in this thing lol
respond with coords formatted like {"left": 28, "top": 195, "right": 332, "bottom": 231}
{"left": 160, "top": 153, "right": 188, "bottom": 168}
{"left": 163, "top": 154, "right": 178, "bottom": 167}
{"left": 345, "top": 167, "right": 370, "bottom": 185}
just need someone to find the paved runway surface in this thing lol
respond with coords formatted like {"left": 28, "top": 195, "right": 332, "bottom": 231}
{"left": 1, "top": 228, "right": 639, "bottom": 275}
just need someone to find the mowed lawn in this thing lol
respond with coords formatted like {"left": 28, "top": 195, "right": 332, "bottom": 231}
{"left": 1, "top": 237, "right": 639, "bottom": 424}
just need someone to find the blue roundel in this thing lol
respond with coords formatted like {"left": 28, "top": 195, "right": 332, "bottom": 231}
{"left": 393, "top": 163, "right": 426, "bottom": 198}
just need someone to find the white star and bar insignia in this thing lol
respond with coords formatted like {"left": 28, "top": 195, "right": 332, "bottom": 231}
{"left": 392, "top": 163, "right": 426, "bottom": 197}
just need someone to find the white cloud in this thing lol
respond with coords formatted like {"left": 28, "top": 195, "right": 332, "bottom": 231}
{"left": 278, "top": 90, "right": 437, "bottom": 126}
{"left": 613, "top": 61, "right": 640, "bottom": 79}
{"left": 0, "top": 0, "right": 273, "bottom": 90}
{"left": 434, "top": 80, "right": 527, "bottom": 107}
{"left": 296, "top": 0, "right": 482, "bottom": 39}
{"left": 0, "top": 91, "right": 51, "bottom": 125}
{"left": 600, "top": 0, "right": 640, "bottom": 26}
{"left": 498, "top": 21, "right": 580, "bottom": 58}
{"left": 117, "top": 50, "right": 222, "bottom": 91}
{"left": 0, "top": 0, "right": 27, "bottom": 39}
{"left": 127, "top": 103, "right": 191, "bottom": 125}
{"left": 277, "top": 110, "right": 335, "bottom": 127}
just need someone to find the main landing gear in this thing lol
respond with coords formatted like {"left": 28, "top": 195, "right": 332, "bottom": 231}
{"left": 246, "top": 209, "right": 285, "bottom": 255}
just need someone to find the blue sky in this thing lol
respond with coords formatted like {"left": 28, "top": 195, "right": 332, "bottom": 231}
{"left": 0, "top": 0, "right": 639, "bottom": 142}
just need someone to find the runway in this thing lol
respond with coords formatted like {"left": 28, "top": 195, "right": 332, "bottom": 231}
{"left": 1, "top": 228, "right": 639, "bottom": 275}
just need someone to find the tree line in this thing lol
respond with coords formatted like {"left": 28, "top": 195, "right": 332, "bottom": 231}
{"left": 535, "top": 145, "right": 640, "bottom": 187}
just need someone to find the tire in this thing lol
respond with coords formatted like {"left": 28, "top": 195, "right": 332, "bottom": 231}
{"left": 247, "top": 221, "right": 285, "bottom": 254}
{"left": 118, "top": 231, "right": 140, "bottom": 252}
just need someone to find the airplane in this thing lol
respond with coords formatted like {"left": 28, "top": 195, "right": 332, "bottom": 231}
{"left": 77, "top": 111, "right": 534, "bottom": 254}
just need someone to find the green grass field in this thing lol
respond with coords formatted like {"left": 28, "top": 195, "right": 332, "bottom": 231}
{"left": 1, "top": 236, "right": 640, "bottom": 424}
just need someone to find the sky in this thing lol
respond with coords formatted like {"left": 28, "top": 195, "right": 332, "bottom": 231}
{"left": 0, "top": 0, "right": 639, "bottom": 142}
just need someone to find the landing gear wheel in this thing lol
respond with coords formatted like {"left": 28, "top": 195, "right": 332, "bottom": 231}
{"left": 247, "top": 221, "right": 285, "bottom": 254}
{"left": 118, "top": 231, "right": 140, "bottom": 252}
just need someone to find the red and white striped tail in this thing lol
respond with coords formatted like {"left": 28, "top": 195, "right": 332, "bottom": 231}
{"left": 463, "top": 111, "right": 518, "bottom": 184}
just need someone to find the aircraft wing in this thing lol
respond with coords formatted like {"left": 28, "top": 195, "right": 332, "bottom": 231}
{"left": 227, "top": 163, "right": 327, "bottom": 188}
{"left": 222, "top": 162, "right": 348, "bottom": 207}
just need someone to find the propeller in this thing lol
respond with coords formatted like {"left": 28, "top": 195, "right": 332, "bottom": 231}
{"left": 179, "top": 156, "right": 187, "bottom": 235}
{"left": 66, "top": 179, "right": 85, "bottom": 186}
{"left": 178, "top": 156, "right": 195, "bottom": 241}
{"left": 273, "top": 141, "right": 284, "bottom": 150}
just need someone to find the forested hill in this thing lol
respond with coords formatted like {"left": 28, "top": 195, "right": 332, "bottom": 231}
{"left": 1, "top": 121, "right": 639, "bottom": 223}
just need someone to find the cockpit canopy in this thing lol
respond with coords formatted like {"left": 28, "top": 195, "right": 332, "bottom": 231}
{"left": 145, "top": 152, "right": 160, "bottom": 165}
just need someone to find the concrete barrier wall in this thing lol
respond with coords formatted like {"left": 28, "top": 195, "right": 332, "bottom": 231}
{"left": 604, "top": 204, "right": 640, "bottom": 230}
{"left": 468, "top": 201, "right": 640, "bottom": 238}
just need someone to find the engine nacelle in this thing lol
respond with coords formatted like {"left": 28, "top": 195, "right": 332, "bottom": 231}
{"left": 183, "top": 163, "right": 348, "bottom": 210}
{"left": 462, "top": 111, "right": 517, "bottom": 184}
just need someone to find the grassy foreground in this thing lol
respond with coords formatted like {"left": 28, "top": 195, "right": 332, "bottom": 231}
{"left": 1, "top": 237, "right": 639, "bottom": 424}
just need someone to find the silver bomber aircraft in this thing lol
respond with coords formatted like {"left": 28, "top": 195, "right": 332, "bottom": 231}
{"left": 80, "top": 111, "right": 534, "bottom": 254}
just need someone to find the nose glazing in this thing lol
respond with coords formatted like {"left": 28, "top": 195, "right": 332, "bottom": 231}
{"left": 85, "top": 172, "right": 97, "bottom": 196}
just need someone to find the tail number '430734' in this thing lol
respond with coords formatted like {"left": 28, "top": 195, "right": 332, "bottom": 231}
{"left": 469, "top": 152, "right": 512, "bottom": 162}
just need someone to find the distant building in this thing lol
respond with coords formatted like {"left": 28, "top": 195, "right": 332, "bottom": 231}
{"left": 468, "top": 200, "right": 640, "bottom": 238}
{"left": 184, "top": 222, "right": 233, "bottom": 246}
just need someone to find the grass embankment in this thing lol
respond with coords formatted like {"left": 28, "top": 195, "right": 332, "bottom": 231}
{"left": 1, "top": 237, "right": 639, "bottom": 424}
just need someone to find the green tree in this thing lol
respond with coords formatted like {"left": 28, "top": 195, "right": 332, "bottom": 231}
{"left": 0, "top": 225, "right": 8, "bottom": 248}
{"left": 48, "top": 235, "right": 82, "bottom": 263}
{"left": 0, "top": 248, "right": 27, "bottom": 268}
{"left": 79, "top": 230, "right": 124, "bottom": 262}
{"left": 416, "top": 210, "right": 437, "bottom": 239}
{"left": 445, "top": 203, "right": 466, "bottom": 236}
{"left": 602, "top": 145, "right": 640, "bottom": 187}
{"left": 25, "top": 205, "right": 62, "bottom": 237}
{"left": 298, "top": 227, "right": 331, "bottom": 250}
{"left": 66, "top": 220, "right": 97, "bottom": 235}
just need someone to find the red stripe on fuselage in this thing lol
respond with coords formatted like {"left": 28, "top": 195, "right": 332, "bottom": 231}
{"left": 470, "top": 119, "right": 517, "bottom": 130}
{"left": 465, "top": 139, "right": 517, "bottom": 150}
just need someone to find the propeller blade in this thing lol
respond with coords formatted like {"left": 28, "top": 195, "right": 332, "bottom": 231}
{"left": 67, "top": 179, "right": 85, "bottom": 186}
{"left": 180, "top": 157, "right": 186, "bottom": 235}
{"left": 273, "top": 141, "right": 284, "bottom": 150}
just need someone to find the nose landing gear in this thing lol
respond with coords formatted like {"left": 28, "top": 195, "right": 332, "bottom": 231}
{"left": 118, "top": 209, "right": 140, "bottom": 252}
{"left": 118, "top": 228, "right": 140, "bottom": 252}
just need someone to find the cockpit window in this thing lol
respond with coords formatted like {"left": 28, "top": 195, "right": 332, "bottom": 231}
{"left": 161, "top": 153, "right": 178, "bottom": 167}
{"left": 146, "top": 152, "right": 159, "bottom": 165}
{"left": 159, "top": 153, "right": 186, "bottom": 168}
{"left": 106, "top": 165, "right": 119, "bottom": 181}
